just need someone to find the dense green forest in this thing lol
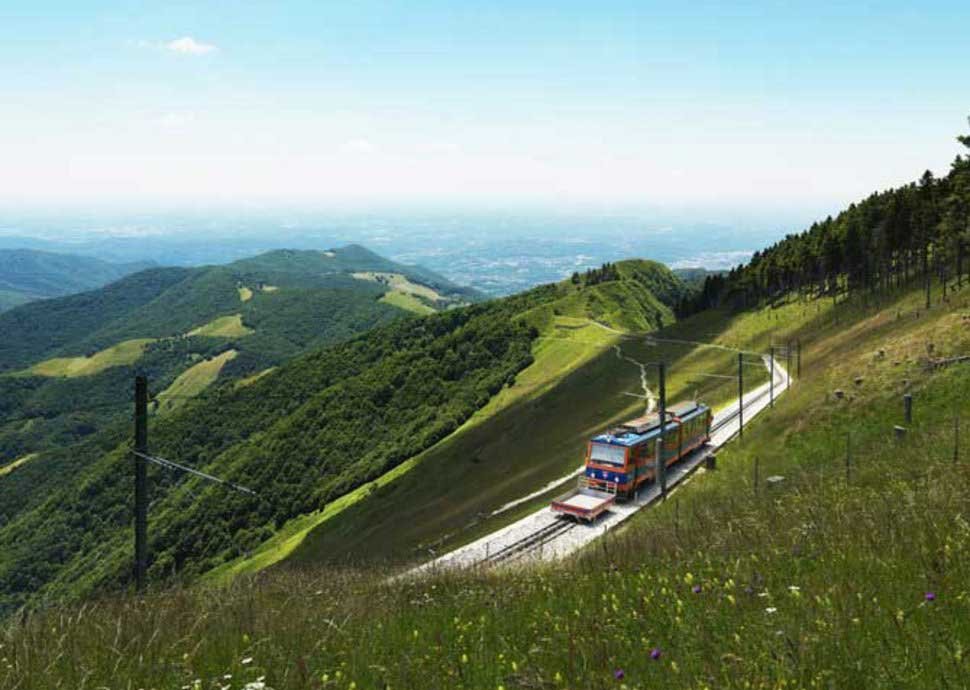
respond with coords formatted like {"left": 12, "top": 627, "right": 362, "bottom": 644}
{"left": 682, "top": 119, "right": 970, "bottom": 314}
{"left": 0, "top": 294, "right": 537, "bottom": 612}
{"left": 0, "top": 246, "right": 476, "bottom": 471}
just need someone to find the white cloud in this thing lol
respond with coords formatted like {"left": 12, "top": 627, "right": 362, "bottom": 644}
{"left": 166, "top": 37, "right": 217, "bottom": 55}
{"left": 155, "top": 112, "right": 195, "bottom": 130}
{"left": 340, "top": 138, "right": 377, "bottom": 155}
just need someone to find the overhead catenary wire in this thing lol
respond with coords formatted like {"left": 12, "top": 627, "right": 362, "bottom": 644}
{"left": 130, "top": 448, "right": 258, "bottom": 497}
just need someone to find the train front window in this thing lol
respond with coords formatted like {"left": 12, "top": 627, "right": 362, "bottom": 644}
{"left": 589, "top": 442, "right": 626, "bottom": 467}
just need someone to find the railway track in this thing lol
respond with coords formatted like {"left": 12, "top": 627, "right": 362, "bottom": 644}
{"left": 484, "top": 517, "right": 577, "bottom": 565}
{"left": 432, "top": 361, "right": 791, "bottom": 573}
{"left": 710, "top": 372, "right": 784, "bottom": 434}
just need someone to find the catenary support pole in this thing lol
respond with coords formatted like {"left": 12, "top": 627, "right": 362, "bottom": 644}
{"left": 658, "top": 361, "right": 667, "bottom": 498}
{"left": 134, "top": 375, "right": 148, "bottom": 592}
{"left": 738, "top": 352, "right": 744, "bottom": 439}
{"left": 786, "top": 342, "right": 792, "bottom": 387}
{"left": 770, "top": 345, "right": 775, "bottom": 408}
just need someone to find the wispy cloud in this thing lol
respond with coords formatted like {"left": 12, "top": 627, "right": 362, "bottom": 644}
{"left": 154, "top": 112, "right": 195, "bottom": 130}
{"left": 340, "top": 138, "right": 377, "bottom": 154}
{"left": 165, "top": 37, "right": 217, "bottom": 55}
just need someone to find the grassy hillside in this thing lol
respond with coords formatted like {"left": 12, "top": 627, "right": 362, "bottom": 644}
{"left": 0, "top": 248, "right": 152, "bottom": 311}
{"left": 4, "top": 273, "right": 968, "bottom": 689}
{"left": 209, "top": 260, "right": 720, "bottom": 576}
{"left": 0, "top": 259, "right": 686, "bottom": 614}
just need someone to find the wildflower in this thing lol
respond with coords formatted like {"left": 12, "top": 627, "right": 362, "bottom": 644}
{"left": 614, "top": 668, "right": 625, "bottom": 680}
{"left": 692, "top": 585, "right": 702, "bottom": 594}
{"left": 241, "top": 657, "right": 253, "bottom": 665}
{"left": 925, "top": 592, "right": 936, "bottom": 602}
{"left": 765, "top": 607, "right": 777, "bottom": 614}
{"left": 650, "top": 648, "right": 662, "bottom": 660}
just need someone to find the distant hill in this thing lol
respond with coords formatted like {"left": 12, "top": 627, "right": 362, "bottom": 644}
{"left": 0, "top": 257, "right": 685, "bottom": 611}
{"left": 0, "top": 249, "right": 153, "bottom": 311}
{"left": 673, "top": 266, "right": 725, "bottom": 287}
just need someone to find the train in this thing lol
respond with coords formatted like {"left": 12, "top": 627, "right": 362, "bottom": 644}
{"left": 551, "top": 400, "right": 712, "bottom": 521}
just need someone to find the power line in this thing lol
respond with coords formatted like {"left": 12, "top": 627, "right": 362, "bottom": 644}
{"left": 130, "top": 448, "right": 258, "bottom": 497}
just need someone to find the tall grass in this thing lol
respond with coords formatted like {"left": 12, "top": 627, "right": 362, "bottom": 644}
{"left": 3, "top": 286, "right": 970, "bottom": 689}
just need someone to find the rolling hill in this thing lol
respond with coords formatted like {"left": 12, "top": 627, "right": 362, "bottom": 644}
{"left": 0, "top": 248, "right": 153, "bottom": 311}
{"left": 4, "top": 249, "right": 969, "bottom": 690}
{"left": 0, "top": 246, "right": 479, "bottom": 572}
{"left": 0, "top": 258, "right": 689, "bottom": 613}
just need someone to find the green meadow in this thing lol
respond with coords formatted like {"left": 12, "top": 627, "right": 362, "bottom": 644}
{"left": 4, "top": 279, "right": 968, "bottom": 689}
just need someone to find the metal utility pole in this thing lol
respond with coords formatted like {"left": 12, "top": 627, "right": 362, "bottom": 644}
{"left": 657, "top": 361, "right": 667, "bottom": 498}
{"left": 133, "top": 375, "right": 148, "bottom": 592}
{"left": 737, "top": 352, "right": 744, "bottom": 439}
{"left": 769, "top": 345, "right": 775, "bottom": 408}
{"left": 796, "top": 339, "right": 802, "bottom": 378}
{"left": 786, "top": 341, "right": 792, "bottom": 387}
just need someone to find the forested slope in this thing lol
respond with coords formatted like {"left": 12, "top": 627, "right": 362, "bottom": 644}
{"left": 0, "top": 259, "right": 687, "bottom": 613}
{"left": 685, "top": 121, "right": 970, "bottom": 313}
{"left": 0, "top": 245, "right": 474, "bottom": 468}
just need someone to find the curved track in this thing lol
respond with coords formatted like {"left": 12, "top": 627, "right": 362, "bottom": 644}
{"left": 412, "top": 356, "right": 789, "bottom": 574}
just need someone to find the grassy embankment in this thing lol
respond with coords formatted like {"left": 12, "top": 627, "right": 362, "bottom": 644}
{"left": 4, "top": 281, "right": 969, "bottom": 689}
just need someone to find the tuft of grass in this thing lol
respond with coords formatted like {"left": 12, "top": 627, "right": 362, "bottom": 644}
{"left": 28, "top": 338, "right": 155, "bottom": 377}
{"left": 186, "top": 314, "right": 254, "bottom": 338}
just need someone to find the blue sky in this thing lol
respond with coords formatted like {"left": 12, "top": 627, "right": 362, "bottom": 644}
{"left": 2, "top": 1, "right": 968, "bottom": 212}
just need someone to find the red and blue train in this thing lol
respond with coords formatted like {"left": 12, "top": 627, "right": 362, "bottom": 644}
{"left": 584, "top": 400, "right": 712, "bottom": 497}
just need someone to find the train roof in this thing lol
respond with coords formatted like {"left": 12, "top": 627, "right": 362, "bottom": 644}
{"left": 591, "top": 401, "right": 709, "bottom": 447}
